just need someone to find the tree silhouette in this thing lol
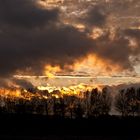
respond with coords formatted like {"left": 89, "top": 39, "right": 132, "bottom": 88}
{"left": 67, "top": 96, "right": 75, "bottom": 119}
{"left": 42, "top": 98, "right": 48, "bottom": 116}
{"left": 59, "top": 97, "right": 65, "bottom": 117}
{"left": 126, "top": 87, "right": 137, "bottom": 116}
{"left": 36, "top": 99, "right": 45, "bottom": 115}
{"left": 15, "top": 98, "right": 26, "bottom": 114}
{"left": 89, "top": 87, "right": 111, "bottom": 117}
{"left": 100, "top": 87, "right": 111, "bottom": 116}
{"left": 74, "top": 102, "right": 84, "bottom": 118}
{"left": 136, "top": 88, "right": 140, "bottom": 116}
{"left": 1, "top": 85, "right": 140, "bottom": 118}
{"left": 115, "top": 89, "right": 130, "bottom": 116}
{"left": 83, "top": 90, "right": 90, "bottom": 118}
{"left": 89, "top": 88, "right": 101, "bottom": 117}
{"left": 5, "top": 97, "right": 16, "bottom": 114}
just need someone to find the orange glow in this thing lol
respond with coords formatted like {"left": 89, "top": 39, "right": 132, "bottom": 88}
{"left": 37, "top": 83, "right": 102, "bottom": 98}
{"left": 71, "top": 55, "right": 109, "bottom": 75}
{"left": 70, "top": 54, "right": 126, "bottom": 76}
{"left": 37, "top": 0, "right": 47, "bottom": 7}
{"left": 38, "top": 0, "right": 64, "bottom": 8}
{"left": 42, "top": 54, "right": 126, "bottom": 79}
{"left": 52, "top": 94, "right": 60, "bottom": 99}
{"left": 44, "top": 65, "right": 61, "bottom": 78}
{"left": 90, "top": 28, "right": 104, "bottom": 39}
{"left": 0, "top": 89, "right": 21, "bottom": 98}
{"left": 73, "top": 24, "right": 85, "bottom": 32}
{"left": 0, "top": 88, "right": 39, "bottom": 101}
{"left": 0, "top": 83, "right": 102, "bottom": 102}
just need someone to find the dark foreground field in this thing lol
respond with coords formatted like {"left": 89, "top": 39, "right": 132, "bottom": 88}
{"left": 0, "top": 114, "right": 139, "bottom": 140}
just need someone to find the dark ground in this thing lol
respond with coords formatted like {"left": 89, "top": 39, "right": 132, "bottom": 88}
{"left": 0, "top": 114, "right": 139, "bottom": 140}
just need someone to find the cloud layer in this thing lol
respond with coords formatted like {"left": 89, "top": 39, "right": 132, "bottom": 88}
{"left": 0, "top": 0, "right": 59, "bottom": 28}
{"left": 0, "top": 0, "right": 140, "bottom": 84}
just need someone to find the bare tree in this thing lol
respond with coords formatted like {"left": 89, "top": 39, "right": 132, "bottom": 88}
{"left": 136, "top": 88, "right": 140, "bottom": 116}
{"left": 126, "top": 87, "right": 138, "bottom": 116}
{"left": 100, "top": 87, "right": 111, "bottom": 116}
{"left": 115, "top": 89, "right": 129, "bottom": 116}
{"left": 89, "top": 88, "right": 101, "bottom": 117}
{"left": 83, "top": 90, "right": 90, "bottom": 118}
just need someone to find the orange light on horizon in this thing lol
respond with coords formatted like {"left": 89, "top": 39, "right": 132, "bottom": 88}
{"left": 44, "top": 65, "right": 61, "bottom": 78}
{"left": 37, "top": 83, "right": 103, "bottom": 99}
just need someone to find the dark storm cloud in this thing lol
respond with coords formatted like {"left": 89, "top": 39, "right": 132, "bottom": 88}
{"left": 0, "top": 24, "right": 94, "bottom": 77}
{"left": 78, "top": 0, "right": 140, "bottom": 29}
{"left": 81, "top": 5, "right": 108, "bottom": 28}
{"left": 94, "top": 27, "right": 140, "bottom": 71}
{"left": 0, "top": 0, "right": 90, "bottom": 77}
{"left": 0, "top": 0, "right": 59, "bottom": 28}
{"left": 123, "top": 29, "right": 140, "bottom": 62}
{"left": 77, "top": 0, "right": 140, "bottom": 71}
{"left": 94, "top": 33, "right": 134, "bottom": 70}
{"left": 124, "top": 29, "right": 140, "bottom": 39}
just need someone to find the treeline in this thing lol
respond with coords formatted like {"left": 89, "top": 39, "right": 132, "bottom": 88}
{"left": 115, "top": 87, "right": 140, "bottom": 116}
{"left": 0, "top": 87, "right": 139, "bottom": 118}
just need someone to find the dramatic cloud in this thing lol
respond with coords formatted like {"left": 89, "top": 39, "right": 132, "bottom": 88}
{"left": 124, "top": 29, "right": 140, "bottom": 39}
{"left": 94, "top": 33, "right": 134, "bottom": 71}
{"left": 0, "top": 0, "right": 59, "bottom": 28}
{"left": 0, "top": 24, "right": 95, "bottom": 77}
{"left": 0, "top": 0, "right": 140, "bottom": 84}
{"left": 0, "top": 0, "right": 95, "bottom": 78}
{"left": 81, "top": 5, "right": 108, "bottom": 28}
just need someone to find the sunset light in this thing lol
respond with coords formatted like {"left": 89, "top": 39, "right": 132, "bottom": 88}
{"left": 0, "top": 1, "right": 140, "bottom": 138}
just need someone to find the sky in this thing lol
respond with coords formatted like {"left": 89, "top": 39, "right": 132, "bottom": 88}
{"left": 0, "top": 0, "right": 140, "bottom": 88}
